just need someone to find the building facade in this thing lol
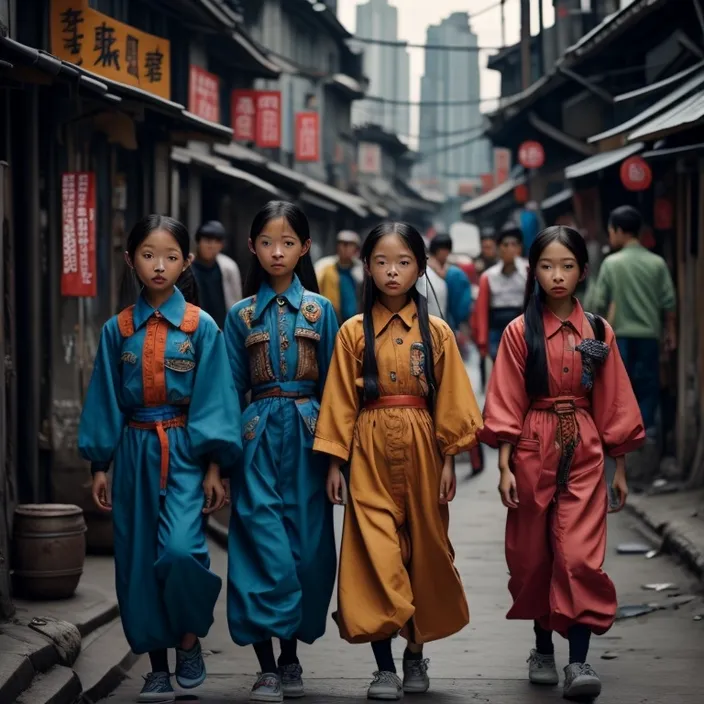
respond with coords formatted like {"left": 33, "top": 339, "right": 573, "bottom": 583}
{"left": 416, "top": 12, "right": 490, "bottom": 198}
{"left": 352, "top": 0, "right": 410, "bottom": 140}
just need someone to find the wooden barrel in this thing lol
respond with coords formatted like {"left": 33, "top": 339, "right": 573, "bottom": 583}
{"left": 12, "top": 504, "right": 87, "bottom": 600}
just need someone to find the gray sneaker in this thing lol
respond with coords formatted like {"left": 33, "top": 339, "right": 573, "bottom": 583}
{"left": 279, "top": 663, "right": 304, "bottom": 699}
{"left": 367, "top": 670, "right": 403, "bottom": 700}
{"left": 137, "top": 672, "right": 175, "bottom": 703}
{"left": 250, "top": 672, "right": 283, "bottom": 703}
{"left": 402, "top": 657, "right": 429, "bottom": 693}
{"left": 562, "top": 663, "right": 602, "bottom": 700}
{"left": 528, "top": 649, "right": 559, "bottom": 685}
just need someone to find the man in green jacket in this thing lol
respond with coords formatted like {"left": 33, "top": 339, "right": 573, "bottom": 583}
{"left": 591, "top": 205, "right": 676, "bottom": 435}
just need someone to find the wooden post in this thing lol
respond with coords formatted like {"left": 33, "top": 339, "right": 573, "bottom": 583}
{"left": 520, "top": 0, "right": 532, "bottom": 91}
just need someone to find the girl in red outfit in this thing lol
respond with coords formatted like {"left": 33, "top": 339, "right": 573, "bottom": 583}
{"left": 480, "top": 226, "right": 644, "bottom": 702}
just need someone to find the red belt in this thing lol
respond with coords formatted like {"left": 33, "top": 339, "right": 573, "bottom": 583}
{"left": 531, "top": 397, "right": 590, "bottom": 413}
{"left": 364, "top": 395, "right": 428, "bottom": 411}
{"left": 128, "top": 415, "right": 187, "bottom": 494}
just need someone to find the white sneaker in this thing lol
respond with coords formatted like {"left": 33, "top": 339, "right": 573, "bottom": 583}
{"left": 250, "top": 672, "right": 283, "bottom": 703}
{"left": 562, "top": 663, "right": 602, "bottom": 700}
{"left": 527, "top": 649, "right": 559, "bottom": 685}
{"left": 402, "top": 657, "right": 429, "bottom": 693}
{"left": 367, "top": 670, "right": 403, "bottom": 700}
{"left": 279, "top": 663, "right": 304, "bottom": 698}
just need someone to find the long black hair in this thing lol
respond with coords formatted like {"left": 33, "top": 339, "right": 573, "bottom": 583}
{"left": 523, "top": 225, "right": 588, "bottom": 398}
{"left": 121, "top": 214, "right": 198, "bottom": 308}
{"left": 359, "top": 221, "right": 438, "bottom": 407}
{"left": 243, "top": 201, "right": 319, "bottom": 297}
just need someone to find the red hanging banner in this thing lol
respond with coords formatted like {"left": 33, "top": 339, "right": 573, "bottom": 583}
{"left": 295, "top": 112, "right": 320, "bottom": 162}
{"left": 231, "top": 89, "right": 257, "bottom": 141}
{"left": 61, "top": 172, "right": 97, "bottom": 298}
{"left": 255, "top": 91, "right": 281, "bottom": 148}
{"left": 188, "top": 65, "right": 220, "bottom": 123}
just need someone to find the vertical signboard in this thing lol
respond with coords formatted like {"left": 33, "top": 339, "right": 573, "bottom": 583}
{"left": 61, "top": 172, "right": 97, "bottom": 297}
{"left": 494, "top": 147, "right": 511, "bottom": 186}
{"left": 231, "top": 90, "right": 257, "bottom": 141}
{"left": 188, "top": 65, "right": 220, "bottom": 123}
{"left": 255, "top": 91, "right": 281, "bottom": 148}
{"left": 358, "top": 142, "right": 382, "bottom": 175}
{"left": 295, "top": 112, "right": 320, "bottom": 162}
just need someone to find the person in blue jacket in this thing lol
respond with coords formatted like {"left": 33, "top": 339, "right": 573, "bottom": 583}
{"left": 224, "top": 201, "right": 338, "bottom": 703}
{"left": 427, "top": 234, "right": 472, "bottom": 332}
{"left": 78, "top": 215, "right": 241, "bottom": 704}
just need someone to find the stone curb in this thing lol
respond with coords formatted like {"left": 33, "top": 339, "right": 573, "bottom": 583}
{"left": 0, "top": 596, "right": 127, "bottom": 703}
{"left": 625, "top": 497, "right": 704, "bottom": 583}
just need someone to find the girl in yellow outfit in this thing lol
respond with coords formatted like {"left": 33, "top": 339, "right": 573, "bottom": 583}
{"left": 314, "top": 222, "right": 483, "bottom": 700}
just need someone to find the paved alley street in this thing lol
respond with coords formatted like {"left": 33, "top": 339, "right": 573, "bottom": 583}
{"left": 103, "top": 359, "right": 704, "bottom": 704}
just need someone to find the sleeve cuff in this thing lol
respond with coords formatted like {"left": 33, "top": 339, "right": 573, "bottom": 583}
{"left": 607, "top": 436, "right": 646, "bottom": 457}
{"left": 439, "top": 430, "right": 480, "bottom": 457}
{"left": 91, "top": 461, "right": 111, "bottom": 475}
{"left": 477, "top": 426, "right": 519, "bottom": 449}
{"left": 313, "top": 436, "right": 350, "bottom": 463}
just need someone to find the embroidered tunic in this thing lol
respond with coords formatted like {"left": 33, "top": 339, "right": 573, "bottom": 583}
{"left": 224, "top": 275, "right": 339, "bottom": 646}
{"left": 314, "top": 300, "right": 483, "bottom": 644}
{"left": 480, "top": 301, "right": 645, "bottom": 636}
{"left": 78, "top": 288, "right": 241, "bottom": 654}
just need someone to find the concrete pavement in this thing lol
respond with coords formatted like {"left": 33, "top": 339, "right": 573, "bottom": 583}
{"left": 104, "top": 459, "right": 704, "bottom": 703}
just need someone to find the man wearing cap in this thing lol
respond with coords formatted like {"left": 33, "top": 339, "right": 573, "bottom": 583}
{"left": 471, "top": 222, "right": 528, "bottom": 362}
{"left": 191, "top": 220, "right": 243, "bottom": 329}
{"left": 317, "top": 230, "right": 364, "bottom": 323}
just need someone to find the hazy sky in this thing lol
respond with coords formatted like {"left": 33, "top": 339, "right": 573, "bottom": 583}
{"left": 337, "top": 0, "right": 556, "bottom": 140}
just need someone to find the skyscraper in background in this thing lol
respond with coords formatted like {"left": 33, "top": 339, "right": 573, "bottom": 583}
{"left": 416, "top": 12, "right": 490, "bottom": 197}
{"left": 352, "top": 0, "right": 410, "bottom": 140}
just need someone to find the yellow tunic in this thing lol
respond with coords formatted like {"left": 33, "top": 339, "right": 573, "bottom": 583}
{"left": 314, "top": 300, "right": 483, "bottom": 644}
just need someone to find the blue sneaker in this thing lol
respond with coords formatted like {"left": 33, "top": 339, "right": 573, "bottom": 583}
{"left": 175, "top": 640, "right": 206, "bottom": 689}
{"left": 137, "top": 672, "right": 175, "bottom": 702}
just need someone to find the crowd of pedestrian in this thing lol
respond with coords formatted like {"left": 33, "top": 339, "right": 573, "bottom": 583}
{"left": 77, "top": 200, "right": 672, "bottom": 703}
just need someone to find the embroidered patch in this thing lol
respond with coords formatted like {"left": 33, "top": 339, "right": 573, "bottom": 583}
{"left": 295, "top": 327, "right": 321, "bottom": 341}
{"left": 245, "top": 331, "right": 270, "bottom": 348}
{"left": 176, "top": 338, "right": 193, "bottom": 354}
{"left": 120, "top": 352, "right": 137, "bottom": 365}
{"left": 301, "top": 300, "right": 322, "bottom": 324}
{"left": 410, "top": 342, "right": 428, "bottom": 395}
{"left": 295, "top": 336, "right": 319, "bottom": 382}
{"left": 303, "top": 410, "right": 318, "bottom": 436}
{"left": 243, "top": 416, "right": 260, "bottom": 441}
{"left": 164, "top": 358, "right": 196, "bottom": 372}
{"left": 239, "top": 305, "right": 256, "bottom": 329}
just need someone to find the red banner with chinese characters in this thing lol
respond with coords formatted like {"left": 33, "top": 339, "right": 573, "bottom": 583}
{"left": 295, "top": 112, "right": 319, "bottom": 162}
{"left": 494, "top": 147, "right": 511, "bottom": 185}
{"left": 188, "top": 65, "right": 220, "bottom": 123}
{"left": 255, "top": 91, "right": 281, "bottom": 148}
{"left": 61, "top": 172, "right": 97, "bottom": 297}
{"left": 231, "top": 90, "right": 257, "bottom": 141}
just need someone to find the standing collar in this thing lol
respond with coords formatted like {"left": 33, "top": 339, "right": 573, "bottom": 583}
{"left": 371, "top": 299, "right": 417, "bottom": 336}
{"left": 543, "top": 298, "right": 586, "bottom": 340}
{"left": 133, "top": 287, "right": 187, "bottom": 330}
{"left": 254, "top": 274, "right": 304, "bottom": 320}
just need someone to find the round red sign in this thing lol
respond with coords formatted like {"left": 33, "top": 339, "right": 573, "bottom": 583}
{"left": 620, "top": 156, "right": 652, "bottom": 192}
{"left": 518, "top": 141, "right": 545, "bottom": 169}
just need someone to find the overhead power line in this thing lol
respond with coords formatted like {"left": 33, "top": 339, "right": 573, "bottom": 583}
{"left": 353, "top": 37, "right": 502, "bottom": 51}
{"left": 364, "top": 95, "right": 499, "bottom": 107}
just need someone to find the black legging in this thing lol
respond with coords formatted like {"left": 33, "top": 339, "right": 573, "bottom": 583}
{"left": 253, "top": 638, "right": 299, "bottom": 674}
{"left": 534, "top": 621, "right": 592, "bottom": 663}
{"left": 149, "top": 649, "right": 169, "bottom": 673}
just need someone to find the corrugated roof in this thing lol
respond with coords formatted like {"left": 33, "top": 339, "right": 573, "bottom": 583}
{"left": 589, "top": 70, "right": 704, "bottom": 143}
{"left": 565, "top": 143, "right": 644, "bottom": 180}
{"left": 628, "top": 89, "right": 704, "bottom": 141}
{"left": 460, "top": 176, "right": 525, "bottom": 215}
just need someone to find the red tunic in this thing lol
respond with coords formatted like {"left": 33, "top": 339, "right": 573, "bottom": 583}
{"left": 480, "top": 300, "right": 644, "bottom": 636}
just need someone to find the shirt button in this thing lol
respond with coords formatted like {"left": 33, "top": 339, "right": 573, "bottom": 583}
{"left": 563, "top": 367, "right": 569, "bottom": 373}
{"left": 395, "top": 338, "right": 403, "bottom": 345}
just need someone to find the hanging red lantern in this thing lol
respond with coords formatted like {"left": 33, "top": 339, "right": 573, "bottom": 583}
{"left": 518, "top": 140, "right": 545, "bottom": 169}
{"left": 640, "top": 226, "right": 656, "bottom": 250}
{"left": 654, "top": 198, "right": 674, "bottom": 229}
{"left": 514, "top": 184, "right": 529, "bottom": 204}
{"left": 620, "top": 156, "right": 652, "bottom": 192}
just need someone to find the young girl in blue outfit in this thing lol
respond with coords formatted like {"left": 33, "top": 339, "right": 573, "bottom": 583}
{"left": 224, "top": 201, "right": 338, "bottom": 703}
{"left": 79, "top": 215, "right": 241, "bottom": 703}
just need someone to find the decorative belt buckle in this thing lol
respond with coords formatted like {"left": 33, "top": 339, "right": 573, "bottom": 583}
{"left": 553, "top": 400, "right": 575, "bottom": 415}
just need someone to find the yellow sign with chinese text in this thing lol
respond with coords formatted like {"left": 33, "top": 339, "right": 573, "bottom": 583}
{"left": 50, "top": 0, "right": 171, "bottom": 101}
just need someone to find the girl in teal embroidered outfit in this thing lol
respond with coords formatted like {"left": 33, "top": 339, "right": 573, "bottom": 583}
{"left": 78, "top": 215, "right": 241, "bottom": 703}
{"left": 224, "top": 202, "right": 338, "bottom": 703}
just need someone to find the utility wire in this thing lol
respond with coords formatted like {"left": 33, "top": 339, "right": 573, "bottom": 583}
{"left": 352, "top": 38, "right": 502, "bottom": 51}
